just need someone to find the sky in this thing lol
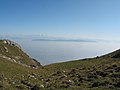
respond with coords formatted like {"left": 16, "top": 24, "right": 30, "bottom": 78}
{"left": 0, "top": 0, "right": 120, "bottom": 40}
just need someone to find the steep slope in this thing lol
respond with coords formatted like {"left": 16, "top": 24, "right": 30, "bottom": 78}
{"left": 0, "top": 40, "right": 43, "bottom": 90}
{"left": 0, "top": 57, "right": 45, "bottom": 90}
{"left": 0, "top": 39, "right": 41, "bottom": 68}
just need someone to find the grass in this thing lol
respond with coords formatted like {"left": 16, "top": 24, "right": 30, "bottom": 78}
{"left": 0, "top": 40, "right": 120, "bottom": 90}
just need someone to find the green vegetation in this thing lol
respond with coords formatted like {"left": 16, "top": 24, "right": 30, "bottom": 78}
{"left": 0, "top": 40, "right": 120, "bottom": 90}
{"left": 0, "top": 40, "right": 41, "bottom": 68}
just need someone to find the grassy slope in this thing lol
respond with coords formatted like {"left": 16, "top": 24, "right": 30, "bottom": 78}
{"left": 0, "top": 40, "right": 41, "bottom": 67}
{"left": 0, "top": 57, "right": 45, "bottom": 90}
{"left": 0, "top": 40, "right": 120, "bottom": 90}
{"left": 43, "top": 51, "right": 120, "bottom": 90}
{"left": 0, "top": 40, "right": 43, "bottom": 89}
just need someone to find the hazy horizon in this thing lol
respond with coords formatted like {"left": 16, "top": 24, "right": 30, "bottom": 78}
{"left": 0, "top": 0, "right": 120, "bottom": 65}
{"left": 0, "top": 34, "right": 120, "bottom": 65}
{"left": 0, "top": 0, "right": 120, "bottom": 40}
{"left": 14, "top": 39, "right": 120, "bottom": 65}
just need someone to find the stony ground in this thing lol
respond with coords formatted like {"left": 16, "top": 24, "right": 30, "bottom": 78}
{"left": 0, "top": 55, "right": 120, "bottom": 90}
{"left": 0, "top": 40, "right": 120, "bottom": 90}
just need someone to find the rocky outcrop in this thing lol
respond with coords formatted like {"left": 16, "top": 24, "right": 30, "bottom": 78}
{"left": 2, "top": 39, "right": 21, "bottom": 49}
{"left": 0, "top": 39, "right": 42, "bottom": 69}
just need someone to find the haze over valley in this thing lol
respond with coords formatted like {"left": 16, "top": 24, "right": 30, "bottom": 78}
{"left": 1, "top": 34, "right": 120, "bottom": 65}
{"left": 0, "top": 0, "right": 120, "bottom": 89}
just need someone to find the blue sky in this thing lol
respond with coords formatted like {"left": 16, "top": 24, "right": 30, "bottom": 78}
{"left": 0, "top": 0, "right": 120, "bottom": 40}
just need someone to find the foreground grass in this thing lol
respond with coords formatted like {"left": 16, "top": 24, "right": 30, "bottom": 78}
{"left": 0, "top": 52, "right": 120, "bottom": 90}
{"left": 0, "top": 40, "right": 120, "bottom": 90}
{"left": 43, "top": 54, "right": 120, "bottom": 90}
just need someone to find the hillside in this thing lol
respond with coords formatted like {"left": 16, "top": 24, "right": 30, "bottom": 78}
{"left": 0, "top": 40, "right": 120, "bottom": 90}
{"left": 44, "top": 50, "right": 120, "bottom": 90}
{"left": 0, "top": 40, "right": 41, "bottom": 68}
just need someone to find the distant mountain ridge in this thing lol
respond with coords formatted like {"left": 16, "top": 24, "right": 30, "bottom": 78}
{"left": 32, "top": 38, "right": 97, "bottom": 42}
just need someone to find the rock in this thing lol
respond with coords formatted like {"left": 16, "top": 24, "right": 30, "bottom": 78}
{"left": 30, "top": 65, "right": 37, "bottom": 69}
{"left": 56, "top": 71, "right": 62, "bottom": 75}
{"left": 40, "top": 85, "right": 44, "bottom": 88}
{"left": 16, "top": 85, "right": 26, "bottom": 89}
{"left": 2, "top": 39, "right": 21, "bottom": 49}
{"left": 91, "top": 82, "right": 100, "bottom": 87}
{"left": 95, "top": 71, "right": 108, "bottom": 77}
{"left": 88, "top": 75, "right": 98, "bottom": 79}
{"left": 21, "top": 80, "right": 32, "bottom": 88}
{"left": 45, "top": 78, "right": 50, "bottom": 82}
{"left": 4, "top": 46, "right": 8, "bottom": 52}
{"left": 111, "top": 74, "right": 120, "bottom": 78}
{"left": 112, "top": 64, "right": 117, "bottom": 67}
{"left": 62, "top": 70, "right": 66, "bottom": 73}
{"left": 62, "top": 80, "right": 72, "bottom": 85}
{"left": 31, "top": 85, "right": 40, "bottom": 90}
{"left": 77, "top": 83, "right": 81, "bottom": 86}
{"left": 115, "top": 67, "right": 120, "bottom": 72}
{"left": 60, "top": 84, "right": 69, "bottom": 88}
{"left": 31, "top": 58, "right": 42, "bottom": 67}
{"left": 115, "top": 82, "right": 120, "bottom": 87}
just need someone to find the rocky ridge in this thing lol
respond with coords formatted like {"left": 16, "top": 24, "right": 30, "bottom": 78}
{"left": 0, "top": 39, "right": 41, "bottom": 69}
